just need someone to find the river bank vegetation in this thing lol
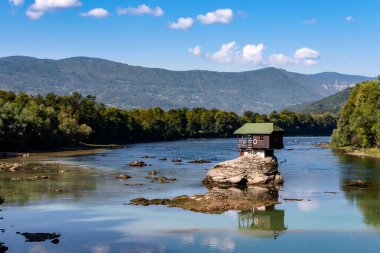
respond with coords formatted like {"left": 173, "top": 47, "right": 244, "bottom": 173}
{"left": 331, "top": 79, "right": 380, "bottom": 156}
{"left": 0, "top": 90, "right": 336, "bottom": 151}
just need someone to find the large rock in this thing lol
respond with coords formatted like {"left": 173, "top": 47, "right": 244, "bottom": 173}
{"left": 203, "top": 156, "right": 283, "bottom": 186}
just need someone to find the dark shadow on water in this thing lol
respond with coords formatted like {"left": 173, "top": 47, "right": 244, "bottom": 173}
{"left": 335, "top": 152, "right": 380, "bottom": 230}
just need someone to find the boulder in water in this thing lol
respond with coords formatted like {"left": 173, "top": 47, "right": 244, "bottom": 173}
{"left": 203, "top": 156, "right": 283, "bottom": 186}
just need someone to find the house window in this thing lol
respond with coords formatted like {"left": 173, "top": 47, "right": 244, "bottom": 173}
{"left": 260, "top": 136, "right": 264, "bottom": 140}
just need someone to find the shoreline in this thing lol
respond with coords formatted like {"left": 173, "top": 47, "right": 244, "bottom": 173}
{"left": 315, "top": 143, "right": 380, "bottom": 159}
{"left": 0, "top": 148, "right": 108, "bottom": 163}
{"left": 1, "top": 135, "right": 329, "bottom": 159}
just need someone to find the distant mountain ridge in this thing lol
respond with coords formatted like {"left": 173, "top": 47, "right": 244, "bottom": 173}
{"left": 287, "top": 87, "right": 353, "bottom": 114}
{"left": 0, "top": 56, "right": 372, "bottom": 113}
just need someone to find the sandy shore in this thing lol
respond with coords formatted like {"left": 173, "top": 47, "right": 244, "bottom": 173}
{"left": 0, "top": 148, "right": 107, "bottom": 163}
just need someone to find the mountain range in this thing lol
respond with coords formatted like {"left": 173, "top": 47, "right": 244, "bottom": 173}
{"left": 0, "top": 56, "right": 372, "bottom": 113}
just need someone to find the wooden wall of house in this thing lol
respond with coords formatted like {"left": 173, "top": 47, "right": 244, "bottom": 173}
{"left": 270, "top": 132, "right": 284, "bottom": 149}
{"left": 252, "top": 135, "right": 270, "bottom": 149}
{"left": 238, "top": 132, "right": 284, "bottom": 150}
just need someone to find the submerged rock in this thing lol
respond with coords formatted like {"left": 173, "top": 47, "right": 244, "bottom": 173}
{"left": 116, "top": 174, "right": 132, "bottom": 180}
{"left": 171, "top": 158, "right": 182, "bottom": 163}
{"left": 345, "top": 180, "right": 368, "bottom": 188}
{"left": 0, "top": 242, "right": 8, "bottom": 253}
{"left": 203, "top": 156, "right": 283, "bottom": 186}
{"left": 125, "top": 183, "right": 144, "bottom": 186}
{"left": 0, "top": 162, "right": 24, "bottom": 172}
{"left": 11, "top": 175, "right": 49, "bottom": 181}
{"left": 19, "top": 232, "right": 60, "bottom": 243}
{"left": 188, "top": 159, "right": 211, "bottom": 164}
{"left": 130, "top": 186, "right": 279, "bottom": 214}
{"left": 128, "top": 161, "right": 147, "bottom": 167}
{"left": 151, "top": 176, "right": 176, "bottom": 183}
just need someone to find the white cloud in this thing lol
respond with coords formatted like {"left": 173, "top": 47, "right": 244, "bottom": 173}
{"left": 345, "top": 16, "right": 360, "bottom": 22}
{"left": 301, "top": 59, "right": 319, "bottom": 66}
{"left": 211, "top": 41, "right": 237, "bottom": 63}
{"left": 242, "top": 43, "right": 265, "bottom": 64}
{"left": 169, "top": 17, "right": 194, "bottom": 30}
{"left": 26, "top": 0, "right": 82, "bottom": 19}
{"left": 188, "top": 46, "right": 201, "bottom": 56}
{"left": 293, "top": 47, "right": 320, "bottom": 59}
{"left": 197, "top": 42, "right": 320, "bottom": 67}
{"left": 268, "top": 53, "right": 293, "bottom": 66}
{"left": 81, "top": 8, "right": 110, "bottom": 18}
{"left": 9, "top": 0, "right": 24, "bottom": 6}
{"left": 345, "top": 16, "right": 354, "bottom": 22}
{"left": 209, "top": 42, "right": 265, "bottom": 65}
{"left": 197, "top": 8, "right": 233, "bottom": 24}
{"left": 116, "top": 4, "right": 163, "bottom": 17}
{"left": 302, "top": 19, "right": 318, "bottom": 25}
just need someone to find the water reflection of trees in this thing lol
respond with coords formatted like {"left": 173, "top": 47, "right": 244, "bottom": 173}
{"left": 0, "top": 164, "right": 98, "bottom": 206}
{"left": 337, "top": 152, "right": 380, "bottom": 229}
{"left": 238, "top": 206, "right": 286, "bottom": 239}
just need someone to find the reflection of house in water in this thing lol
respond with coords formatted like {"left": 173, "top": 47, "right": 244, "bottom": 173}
{"left": 238, "top": 206, "right": 286, "bottom": 239}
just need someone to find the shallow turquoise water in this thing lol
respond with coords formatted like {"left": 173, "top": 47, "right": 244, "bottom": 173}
{"left": 1, "top": 137, "right": 380, "bottom": 252}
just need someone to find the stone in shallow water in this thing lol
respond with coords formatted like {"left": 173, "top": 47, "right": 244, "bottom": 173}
{"left": 19, "top": 232, "right": 61, "bottom": 243}
{"left": 128, "top": 161, "right": 147, "bottom": 167}
{"left": 0, "top": 242, "right": 8, "bottom": 253}
{"left": 116, "top": 174, "right": 132, "bottom": 180}
{"left": 344, "top": 180, "right": 368, "bottom": 188}
{"left": 151, "top": 176, "right": 176, "bottom": 183}
{"left": 188, "top": 159, "right": 211, "bottom": 164}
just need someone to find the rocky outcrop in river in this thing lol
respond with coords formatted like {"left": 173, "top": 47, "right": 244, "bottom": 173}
{"left": 203, "top": 155, "right": 283, "bottom": 186}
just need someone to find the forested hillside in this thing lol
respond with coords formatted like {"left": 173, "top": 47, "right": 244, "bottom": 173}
{"left": 331, "top": 79, "right": 380, "bottom": 148}
{"left": 287, "top": 87, "right": 353, "bottom": 114}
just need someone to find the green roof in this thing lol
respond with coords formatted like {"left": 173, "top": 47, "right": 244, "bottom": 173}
{"left": 233, "top": 123, "right": 284, "bottom": 135}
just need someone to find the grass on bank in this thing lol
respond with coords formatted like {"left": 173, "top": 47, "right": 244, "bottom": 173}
{"left": 78, "top": 142, "right": 127, "bottom": 149}
{"left": 330, "top": 145, "right": 380, "bottom": 158}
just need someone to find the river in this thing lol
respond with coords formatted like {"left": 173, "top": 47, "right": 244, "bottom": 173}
{"left": 1, "top": 137, "right": 380, "bottom": 252}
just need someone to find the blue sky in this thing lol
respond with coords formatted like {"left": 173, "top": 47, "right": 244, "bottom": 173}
{"left": 1, "top": 0, "right": 379, "bottom": 76}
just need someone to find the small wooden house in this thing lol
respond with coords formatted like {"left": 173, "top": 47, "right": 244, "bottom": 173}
{"left": 234, "top": 123, "right": 284, "bottom": 158}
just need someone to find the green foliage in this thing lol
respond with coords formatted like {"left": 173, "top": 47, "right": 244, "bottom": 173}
{"left": 331, "top": 80, "right": 380, "bottom": 148}
{"left": 0, "top": 91, "right": 338, "bottom": 151}
{"left": 242, "top": 110, "right": 337, "bottom": 135}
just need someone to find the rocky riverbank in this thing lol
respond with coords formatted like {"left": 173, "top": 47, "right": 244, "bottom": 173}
{"left": 203, "top": 155, "right": 284, "bottom": 186}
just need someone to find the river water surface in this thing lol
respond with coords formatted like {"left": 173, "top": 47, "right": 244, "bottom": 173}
{"left": 1, "top": 137, "right": 380, "bottom": 252}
